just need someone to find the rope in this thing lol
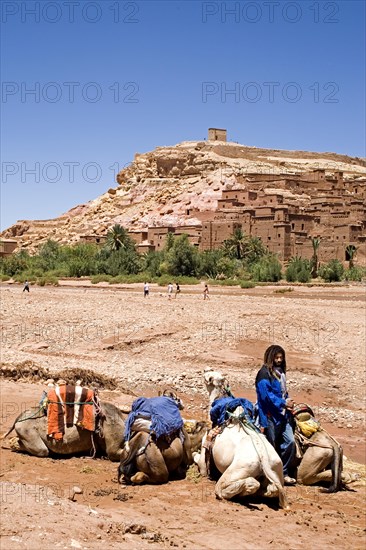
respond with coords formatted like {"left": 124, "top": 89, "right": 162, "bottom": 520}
{"left": 238, "top": 416, "right": 281, "bottom": 494}
{"left": 226, "top": 411, "right": 262, "bottom": 460}
{"left": 226, "top": 410, "right": 259, "bottom": 433}
{"left": 295, "top": 427, "right": 338, "bottom": 451}
{"left": 16, "top": 406, "right": 46, "bottom": 423}
{"left": 216, "top": 385, "right": 271, "bottom": 471}
{"left": 240, "top": 418, "right": 267, "bottom": 462}
{"left": 224, "top": 385, "right": 235, "bottom": 398}
{"left": 136, "top": 437, "right": 151, "bottom": 457}
{"left": 226, "top": 410, "right": 273, "bottom": 474}
{"left": 92, "top": 392, "right": 102, "bottom": 416}
{"left": 319, "top": 427, "right": 342, "bottom": 448}
{"left": 90, "top": 432, "right": 97, "bottom": 458}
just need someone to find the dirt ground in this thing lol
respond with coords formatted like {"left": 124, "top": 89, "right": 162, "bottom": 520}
{"left": 0, "top": 281, "right": 365, "bottom": 549}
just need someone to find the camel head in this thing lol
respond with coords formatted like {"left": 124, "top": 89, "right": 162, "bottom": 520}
{"left": 203, "top": 369, "right": 230, "bottom": 405}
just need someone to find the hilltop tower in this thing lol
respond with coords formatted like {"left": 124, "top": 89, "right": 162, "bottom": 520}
{"left": 208, "top": 128, "right": 227, "bottom": 142}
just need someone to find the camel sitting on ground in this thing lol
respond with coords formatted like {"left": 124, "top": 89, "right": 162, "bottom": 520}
{"left": 118, "top": 392, "right": 198, "bottom": 485}
{"left": 2, "top": 401, "right": 127, "bottom": 461}
{"left": 193, "top": 370, "right": 288, "bottom": 509}
{"left": 118, "top": 428, "right": 193, "bottom": 485}
{"left": 296, "top": 430, "right": 343, "bottom": 491}
{"left": 293, "top": 406, "right": 347, "bottom": 492}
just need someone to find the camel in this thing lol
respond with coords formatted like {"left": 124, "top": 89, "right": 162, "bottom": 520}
{"left": 183, "top": 420, "right": 209, "bottom": 453}
{"left": 193, "top": 370, "right": 288, "bottom": 509}
{"left": 296, "top": 430, "right": 343, "bottom": 491}
{"left": 2, "top": 401, "right": 127, "bottom": 461}
{"left": 292, "top": 407, "right": 345, "bottom": 492}
{"left": 118, "top": 427, "right": 193, "bottom": 484}
{"left": 118, "top": 392, "right": 199, "bottom": 485}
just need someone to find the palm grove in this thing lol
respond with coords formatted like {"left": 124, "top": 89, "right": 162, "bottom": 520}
{"left": 0, "top": 225, "right": 364, "bottom": 286}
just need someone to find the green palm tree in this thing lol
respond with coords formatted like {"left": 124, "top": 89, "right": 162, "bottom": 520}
{"left": 106, "top": 224, "right": 130, "bottom": 252}
{"left": 223, "top": 228, "right": 246, "bottom": 260}
{"left": 242, "top": 236, "right": 267, "bottom": 264}
{"left": 346, "top": 245, "right": 357, "bottom": 269}
{"left": 310, "top": 237, "right": 320, "bottom": 278}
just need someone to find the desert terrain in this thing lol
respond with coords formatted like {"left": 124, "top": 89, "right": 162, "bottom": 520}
{"left": 0, "top": 281, "right": 365, "bottom": 549}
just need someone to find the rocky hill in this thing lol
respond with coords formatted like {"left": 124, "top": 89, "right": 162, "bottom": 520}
{"left": 2, "top": 140, "right": 366, "bottom": 252}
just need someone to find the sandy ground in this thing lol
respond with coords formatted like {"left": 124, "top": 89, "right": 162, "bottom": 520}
{"left": 0, "top": 281, "right": 365, "bottom": 549}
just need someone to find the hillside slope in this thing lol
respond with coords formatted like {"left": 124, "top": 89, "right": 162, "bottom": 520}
{"left": 2, "top": 140, "right": 366, "bottom": 251}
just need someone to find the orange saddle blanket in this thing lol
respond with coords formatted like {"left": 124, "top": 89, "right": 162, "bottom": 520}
{"left": 47, "top": 385, "right": 95, "bottom": 440}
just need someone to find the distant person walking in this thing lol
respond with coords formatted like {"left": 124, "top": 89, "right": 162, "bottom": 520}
{"left": 144, "top": 282, "right": 150, "bottom": 298}
{"left": 203, "top": 284, "right": 209, "bottom": 300}
{"left": 175, "top": 282, "right": 180, "bottom": 299}
{"left": 23, "top": 280, "right": 30, "bottom": 293}
{"left": 167, "top": 282, "right": 173, "bottom": 300}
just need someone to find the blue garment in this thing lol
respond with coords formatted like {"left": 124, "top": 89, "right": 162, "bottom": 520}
{"left": 255, "top": 365, "right": 287, "bottom": 428}
{"left": 124, "top": 396, "right": 183, "bottom": 441}
{"left": 255, "top": 364, "right": 295, "bottom": 476}
{"left": 210, "top": 397, "right": 254, "bottom": 427}
{"left": 266, "top": 417, "right": 295, "bottom": 477}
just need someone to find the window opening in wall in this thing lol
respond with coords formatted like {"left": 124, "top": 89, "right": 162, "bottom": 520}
{"left": 345, "top": 245, "right": 356, "bottom": 261}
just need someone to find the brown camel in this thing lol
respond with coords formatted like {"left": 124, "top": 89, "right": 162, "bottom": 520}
{"left": 2, "top": 401, "right": 127, "bottom": 461}
{"left": 118, "top": 428, "right": 194, "bottom": 485}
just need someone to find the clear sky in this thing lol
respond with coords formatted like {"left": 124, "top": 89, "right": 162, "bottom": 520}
{"left": 1, "top": 0, "right": 365, "bottom": 230}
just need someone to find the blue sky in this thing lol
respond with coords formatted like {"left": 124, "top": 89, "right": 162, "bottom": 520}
{"left": 1, "top": 0, "right": 365, "bottom": 230}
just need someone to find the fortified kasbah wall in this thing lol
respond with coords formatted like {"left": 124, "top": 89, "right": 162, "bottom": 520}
{"left": 1, "top": 139, "right": 366, "bottom": 265}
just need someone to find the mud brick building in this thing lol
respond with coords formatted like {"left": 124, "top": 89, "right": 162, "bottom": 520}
{"left": 130, "top": 168, "right": 366, "bottom": 265}
{"left": 208, "top": 128, "right": 227, "bottom": 142}
{"left": 128, "top": 225, "right": 202, "bottom": 253}
{"left": 0, "top": 239, "right": 18, "bottom": 257}
{"left": 79, "top": 235, "right": 107, "bottom": 245}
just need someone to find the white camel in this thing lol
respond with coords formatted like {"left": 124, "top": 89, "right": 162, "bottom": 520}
{"left": 194, "top": 370, "right": 288, "bottom": 509}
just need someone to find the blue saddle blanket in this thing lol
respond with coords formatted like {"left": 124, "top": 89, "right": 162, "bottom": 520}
{"left": 210, "top": 397, "right": 254, "bottom": 427}
{"left": 124, "top": 396, "right": 183, "bottom": 441}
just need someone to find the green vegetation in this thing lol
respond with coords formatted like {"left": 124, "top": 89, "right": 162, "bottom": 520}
{"left": 207, "top": 278, "right": 241, "bottom": 286}
{"left": 343, "top": 266, "right": 366, "bottom": 282}
{"left": 105, "top": 224, "right": 134, "bottom": 252}
{"left": 285, "top": 257, "right": 311, "bottom": 283}
{"left": 223, "top": 229, "right": 267, "bottom": 264}
{"left": 250, "top": 254, "right": 282, "bottom": 282}
{"left": 274, "top": 287, "right": 294, "bottom": 294}
{"left": 0, "top": 225, "right": 363, "bottom": 286}
{"left": 318, "top": 259, "right": 344, "bottom": 282}
{"left": 240, "top": 280, "right": 256, "bottom": 289}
